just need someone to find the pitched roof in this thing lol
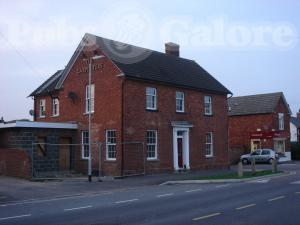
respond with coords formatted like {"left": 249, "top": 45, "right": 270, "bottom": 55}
{"left": 30, "top": 33, "right": 231, "bottom": 97}
{"left": 291, "top": 117, "right": 300, "bottom": 128}
{"left": 29, "top": 70, "right": 63, "bottom": 97}
{"left": 228, "top": 92, "right": 291, "bottom": 116}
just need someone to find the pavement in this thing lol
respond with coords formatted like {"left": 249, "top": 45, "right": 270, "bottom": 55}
{"left": 0, "top": 162, "right": 299, "bottom": 225}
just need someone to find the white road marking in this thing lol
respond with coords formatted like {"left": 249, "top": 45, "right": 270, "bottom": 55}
{"left": 295, "top": 192, "right": 300, "bottom": 194}
{"left": 185, "top": 188, "right": 202, "bottom": 193}
{"left": 157, "top": 193, "right": 174, "bottom": 198}
{"left": 0, "top": 214, "right": 31, "bottom": 221}
{"left": 193, "top": 212, "right": 221, "bottom": 221}
{"left": 0, "top": 191, "right": 113, "bottom": 207}
{"left": 216, "top": 184, "right": 230, "bottom": 188}
{"left": 248, "top": 179, "right": 270, "bottom": 183}
{"left": 64, "top": 205, "right": 92, "bottom": 211}
{"left": 115, "top": 199, "right": 139, "bottom": 204}
{"left": 236, "top": 204, "right": 256, "bottom": 210}
{"left": 291, "top": 180, "right": 300, "bottom": 184}
{"left": 268, "top": 196, "right": 285, "bottom": 202}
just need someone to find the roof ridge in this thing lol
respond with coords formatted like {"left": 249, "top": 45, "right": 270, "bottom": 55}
{"left": 230, "top": 92, "right": 283, "bottom": 99}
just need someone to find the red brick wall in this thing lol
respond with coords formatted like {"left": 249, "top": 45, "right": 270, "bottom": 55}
{"left": 228, "top": 97, "right": 291, "bottom": 163}
{"left": 33, "top": 46, "right": 229, "bottom": 175}
{"left": 123, "top": 79, "right": 229, "bottom": 173}
{"left": 0, "top": 148, "right": 31, "bottom": 179}
{"left": 34, "top": 46, "right": 124, "bottom": 176}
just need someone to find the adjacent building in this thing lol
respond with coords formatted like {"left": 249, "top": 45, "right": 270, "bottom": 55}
{"left": 290, "top": 110, "right": 300, "bottom": 143}
{"left": 29, "top": 33, "right": 231, "bottom": 176}
{"left": 228, "top": 92, "right": 291, "bottom": 163}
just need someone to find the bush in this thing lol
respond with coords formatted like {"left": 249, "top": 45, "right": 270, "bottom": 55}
{"left": 291, "top": 142, "right": 300, "bottom": 160}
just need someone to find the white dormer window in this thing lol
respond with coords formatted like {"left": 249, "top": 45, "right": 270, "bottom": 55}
{"left": 278, "top": 113, "right": 284, "bottom": 130}
{"left": 52, "top": 98, "right": 59, "bottom": 116}
{"left": 39, "top": 99, "right": 46, "bottom": 118}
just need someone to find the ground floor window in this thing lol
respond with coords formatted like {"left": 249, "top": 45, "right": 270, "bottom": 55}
{"left": 81, "top": 131, "right": 89, "bottom": 159}
{"left": 106, "top": 130, "right": 117, "bottom": 160}
{"left": 147, "top": 130, "right": 157, "bottom": 160}
{"left": 274, "top": 139, "right": 285, "bottom": 155}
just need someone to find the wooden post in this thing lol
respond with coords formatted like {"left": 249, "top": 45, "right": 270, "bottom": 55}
{"left": 251, "top": 158, "right": 256, "bottom": 175}
{"left": 238, "top": 162, "right": 243, "bottom": 178}
{"left": 272, "top": 158, "right": 278, "bottom": 173}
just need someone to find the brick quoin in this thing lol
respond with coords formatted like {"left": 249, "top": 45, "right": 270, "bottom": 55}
{"left": 33, "top": 40, "right": 230, "bottom": 176}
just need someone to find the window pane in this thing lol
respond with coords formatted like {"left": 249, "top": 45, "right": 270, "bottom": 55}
{"left": 147, "top": 130, "right": 157, "bottom": 159}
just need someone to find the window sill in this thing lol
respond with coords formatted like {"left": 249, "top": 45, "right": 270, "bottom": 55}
{"left": 83, "top": 112, "right": 95, "bottom": 115}
{"left": 81, "top": 157, "right": 89, "bottom": 160}
{"left": 39, "top": 116, "right": 46, "bottom": 118}
{"left": 146, "top": 109, "right": 158, "bottom": 112}
{"left": 147, "top": 158, "right": 159, "bottom": 161}
{"left": 51, "top": 115, "right": 59, "bottom": 118}
{"left": 205, "top": 155, "right": 214, "bottom": 159}
{"left": 105, "top": 159, "right": 117, "bottom": 162}
{"left": 176, "top": 111, "right": 186, "bottom": 114}
{"left": 204, "top": 114, "right": 213, "bottom": 117}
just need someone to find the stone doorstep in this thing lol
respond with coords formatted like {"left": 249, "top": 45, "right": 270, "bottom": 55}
{"left": 160, "top": 171, "right": 295, "bottom": 185}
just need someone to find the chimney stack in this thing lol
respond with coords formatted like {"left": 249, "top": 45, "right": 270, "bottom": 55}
{"left": 297, "top": 109, "right": 300, "bottom": 119}
{"left": 165, "top": 42, "right": 180, "bottom": 57}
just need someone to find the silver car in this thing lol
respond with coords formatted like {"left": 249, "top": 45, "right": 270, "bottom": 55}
{"left": 241, "top": 149, "right": 278, "bottom": 164}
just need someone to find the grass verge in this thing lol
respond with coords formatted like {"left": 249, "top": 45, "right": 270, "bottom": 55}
{"left": 192, "top": 170, "right": 283, "bottom": 180}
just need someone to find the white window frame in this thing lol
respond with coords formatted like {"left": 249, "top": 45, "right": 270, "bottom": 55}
{"left": 146, "top": 87, "right": 157, "bottom": 110}
{"left": 147, "top": 130, "right": 158, "bottom": 160}
{"left": 176, "top": 91, "right": 184, "bottom": 112}
{"left": 205, "top": 132, "right": 213, "bottom": 157}
{"left": 52, "top": 98, "right": 59, "bottom": 117}
{"left": 106, "top": 130, "right": 117, "bottom": 160}
{"left": 278, "top": 113, "right": 284, "bottom": 130}
{"left": 39, "top": 99, "right": 46, "bottom": 118}
{"left": 204, "top": 96, "right": 212, "bottom": 115}
{"left": 85, "top": 84, "right": 95, "bottom": 113}
{"left": 81, "top": 131, "right": 89, "bottom": 159}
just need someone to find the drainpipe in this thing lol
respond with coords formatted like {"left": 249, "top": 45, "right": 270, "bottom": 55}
{"left": 227, "top": 93, "right": 233, "bottom": 168}
{"left": 120, "top": 78, "right": 125, "bottom": 177}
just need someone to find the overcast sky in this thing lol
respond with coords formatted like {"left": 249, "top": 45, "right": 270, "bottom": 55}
{"left": 0, "top": 0, "right": 299, "bottom": 121}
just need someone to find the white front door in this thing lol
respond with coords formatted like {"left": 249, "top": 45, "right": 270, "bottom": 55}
{"left": 173, "top": 128, "right": 190, "bottom": 171}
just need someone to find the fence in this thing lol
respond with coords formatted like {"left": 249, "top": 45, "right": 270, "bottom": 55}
{"left": 31, "top": 141, "right": 145, "bottom": 179}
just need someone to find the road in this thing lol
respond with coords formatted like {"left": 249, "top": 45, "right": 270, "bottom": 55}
{"left": 0, "top": 163, "right": 299, "bottom": 225}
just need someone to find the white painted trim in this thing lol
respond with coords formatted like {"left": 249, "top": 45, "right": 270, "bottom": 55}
{"left": 173, "top": 127, "right": 190, "bottom": 171}
{"left": 0, "top": 121, "right": 77, "bottom": 129}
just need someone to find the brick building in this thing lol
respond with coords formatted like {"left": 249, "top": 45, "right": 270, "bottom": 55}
{"left": 228, "top": 92, "right": 291, "bottom": 164}
{"left": 29, "top": 33, "right": 231, "bottom": 176}
{"left": 290, "top": 110, "right": 300, "bottom": 143}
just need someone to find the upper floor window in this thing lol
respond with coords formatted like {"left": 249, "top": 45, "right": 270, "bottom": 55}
{"left": 147, "top": 130, "right": 157, "bottom": 160}
{"left": 278, "top": 113, "right": 284, "bottom": 130}
{"left": 176, "top": 91, "right": 184, "bottom": 112}
{"left": 85, "top": 84, "right": 95, "bottom": 113}
{"left": 204, "top": 96, "right": 212, "bottom": 115}
{"left": 106, "top": 130, "right": 117, "bottom": 160}
{"left": 39, "top": 99, "right": 46, "bottom": 118}
{"left": 146, "top": 87, "right": 157, "bottom": 110}
{"left": 81, "top": 131, "right": 89, "bottom": 159}
{"left": 52, "top": 98, "right": 59, "bottom": 117}
{"left": 205, "top": 132, "right": 213, "bottom": 157}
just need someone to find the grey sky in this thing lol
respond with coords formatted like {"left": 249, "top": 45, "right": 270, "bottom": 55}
{"left": 0, "top": 0, "right": 299, "bottom": 121}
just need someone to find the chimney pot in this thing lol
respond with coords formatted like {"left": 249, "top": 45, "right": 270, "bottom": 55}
{"left": 165, "top": 42, "right": 180, "bottom": 57}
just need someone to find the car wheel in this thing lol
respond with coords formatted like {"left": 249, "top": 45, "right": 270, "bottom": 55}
{"left": 268, "top": 158, "right": 274, "bottom": 164}
{"left": 242, "top": 159, "right": 248, "bottom": 165}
